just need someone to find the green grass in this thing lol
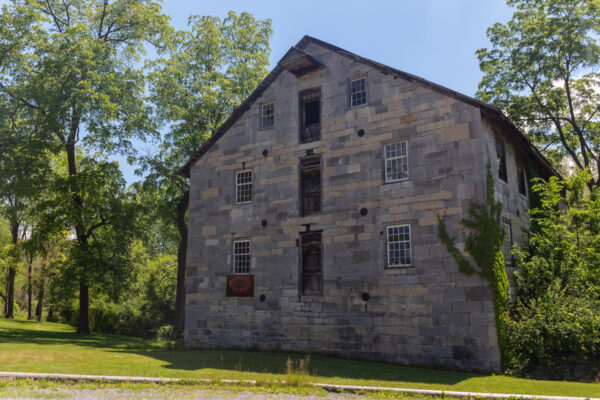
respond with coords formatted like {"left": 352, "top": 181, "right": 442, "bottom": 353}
{"left": 0, "top": 318, "right": 598, "bottom": 398}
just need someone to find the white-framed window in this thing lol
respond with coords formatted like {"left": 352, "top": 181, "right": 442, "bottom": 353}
{"left": 235, "top": 170, "right": 253, "bottom": 204}
{"left": 387, "top": 224, "right": 411, "bottom": 267}
{"left": 261, "top": 102, "right": 274, "bottom": 129}
{"left": 350, "top": 77, "right": 367, "bottom": 107}
{"left": 233, "top": 240, "right": 251, "bottom": 274}
{"left": 502, "top": 220, "right": 512, "bottom": 265}
{"left": 383, "top": 141, "right": 408, "bottom": 182}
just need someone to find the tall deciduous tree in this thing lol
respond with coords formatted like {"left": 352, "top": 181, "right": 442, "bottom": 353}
{"left": 0, "top": 0, "right": 170, "bottom": 332}
{"left": 0, "top": 95, "right": 48, "bottom": 319}
{"left": 143, "top": 11, "right": 272, "bottom": 336}
{"left": 477, "top": 0, "right": 600, "bottom": 182}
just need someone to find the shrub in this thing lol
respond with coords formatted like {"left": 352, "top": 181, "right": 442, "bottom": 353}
{"left": 505, "top": 289, "right": 600, "bottom": 380}
{"left": 508, "top": 171, "right": 600, "bottom": 380}
{"left": 156, "top": 324, "right": 174, "bottom": 341}
{"left": 89, "top": 299, "right": 156, "bottom": 338}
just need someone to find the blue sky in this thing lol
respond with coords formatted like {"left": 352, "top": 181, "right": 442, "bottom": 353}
{"left": 3, "top": 0, "right": 515, "bottom": 182}
{"left": 118, "top": 0, "right": 512, "bottom": 183}
{"left": 162, "top": 0, "right": 512, "bottom": 97}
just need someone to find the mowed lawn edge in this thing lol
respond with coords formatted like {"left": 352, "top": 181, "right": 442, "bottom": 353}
{"left": 0, "top": 318, "right": 598, "bottom": 397}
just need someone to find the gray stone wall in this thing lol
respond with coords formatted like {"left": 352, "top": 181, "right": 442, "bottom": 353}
{"left": 185, "top": 42, "right": 503, "bottom": 372}
{"left": 481, "top": 120, "right": 533, "bottom": 296}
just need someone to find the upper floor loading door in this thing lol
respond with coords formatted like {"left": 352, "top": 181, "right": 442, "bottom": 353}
{"left": 300, "top": 88, "right": 321, "bottom": 143}
{"left": 300, "top": 157, "right": 321, "bottom": 216}
{"left": 301, "top": 231, "right": 322, "bottom": 295}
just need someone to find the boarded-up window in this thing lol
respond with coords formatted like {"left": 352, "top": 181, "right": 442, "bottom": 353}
{"left": 301, "top": 232, "right": 322, "bottom": 295}
{"left": 496, "top": 139, "right": 507, "bottom": 182}
{"left": 300, "top": 89, "right": 320, "bottom": 143}
{"left": 301, "top": 157, "right": 321, "bottom": 216}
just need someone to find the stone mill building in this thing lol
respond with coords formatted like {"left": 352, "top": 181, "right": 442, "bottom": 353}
{"left": 179, "top": 36, "right": 556, "bottom": 372}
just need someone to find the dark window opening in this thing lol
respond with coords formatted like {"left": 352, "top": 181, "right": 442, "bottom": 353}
{"left": 300, "top": 89, "right": 320, "bottom": 143}
{"left": 522, "top": 230, "right": 530, "bottom": 254}
{"left": 301, "top": 232, "right": 322, "bottom": 295}
{"left": 502, "top": 219, "right": 513, "bottom": 265}
{"left": 517, "top": 163, "right": 527, "bottom": 196}
{"left": 301, "top": 157, "right": 321, "bottom": 216}
{"left": 496, "top": 139, "right": 507, "bottom": 182}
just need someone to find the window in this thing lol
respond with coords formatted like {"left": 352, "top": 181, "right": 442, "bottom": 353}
{"left": 517, "top": 163, "right": 527, "bottom": 196}
{"left": 384, "top": 141, "right": 408, "bottom": 182}
{"left": 502, "top": 220, "right": 512, "bottom": 265}
{"left": 235, "top": 170, "right": 252, "bottom": 204}
{"left": 350, "top": 77, "right": 367, "bottom": 107}
{"left": 387, "top": 225, "right": 411, "bottom": 267}
{"left": 300, "top": 157, "right": 321, "bottom": 216}
{"left": 300, "top": 89, "right": 320, "bottom": 143}
{"left": 301, "top": 232, "right": 322, "bottom": 295}
{"left": 233, "top": 240, "right": 251, "bottom": 274}
{"left": 522, "top": 230, "right": 530, "bottom": 254}
{"left": 496, "top": 139, "right": 507, "bottom": 182}
{"left": 261, "top": 102, "right": 274, "bottom": 129}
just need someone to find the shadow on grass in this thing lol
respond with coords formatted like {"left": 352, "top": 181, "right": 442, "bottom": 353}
{"left": 0, "top": 319, "right": 479, "bottom": 386}
{"left": 0, "top": 321, "right": 154, "bottom": 350}
{"left": 136, "top": 348, "right": 480, "bottom": 385}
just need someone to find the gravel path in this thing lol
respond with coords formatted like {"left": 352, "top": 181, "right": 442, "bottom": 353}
{"left": 0, "top": 387, "right": 369, "bottom": 400}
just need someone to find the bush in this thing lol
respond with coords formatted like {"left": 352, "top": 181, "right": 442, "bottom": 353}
{"left": 505, "top": 289, "right": 600, "bottom": 380}
{"left": 89, "top": 299, "right": 156, "bottom": 338}
{"left": 508, "top": 171, "right": 600, "bottom": 380}
{"left": 156, "top": 324, "right": 174, "bottom": 341}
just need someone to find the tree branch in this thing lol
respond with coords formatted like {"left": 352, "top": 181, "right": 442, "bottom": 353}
{"left": 147, "top": 158, "right": 188, "bottom": 189}
{"left": 43, "top": 0, "right": 64, "bottom": 33}
{"left": 564, "top": 74, "right": 590, "bottom": 168}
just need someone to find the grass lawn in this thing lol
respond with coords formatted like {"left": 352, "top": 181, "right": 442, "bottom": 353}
{"left": 0, "top": 318, "right": 598, "bottom": 398}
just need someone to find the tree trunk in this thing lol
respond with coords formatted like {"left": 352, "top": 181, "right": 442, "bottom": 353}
{"left": 27, "top": 255, "right": 33, "bottom": 320}
{"left": 65, "top": 111, "right": 91, "bottom": 334}
{"left": 173, "top": 189, "right": 189, "bottom": 339}
{"left": 35, "top": 279, "right": 44, "bottom": 322}
{"left": 3, "top": 281, "right": 7, "bottom": 316}
{"left": 76, "top": 268, "right": 90, "bottom": 333}
{"left": 5, "top": 223, "right": 18, "bottom": 319}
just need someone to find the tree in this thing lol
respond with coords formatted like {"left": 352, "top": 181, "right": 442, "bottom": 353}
{"left": 0, "top": 94, "right": 48, "bottom": 319}
{"left": 506, "top": 171, "right": 600, "bottom": 379}
{"left": 477, "top": 0, "right": 600, "bottom": 182}
{"left": 143, "top": 11, "right": 272, "bottom": 336}
{"left": 36, "top": 157, "right": 141, "bottom": 330}
{"left": 0, "top": 0, "right": 171, "bottom": 332}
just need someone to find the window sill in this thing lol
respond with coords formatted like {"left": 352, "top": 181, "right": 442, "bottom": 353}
{"left": 234, "top": 202, "right": 253, "bottom": 206}
{"left": 382, "top": 178, "right": 409, "bottom": 186}
{"left": 259, "top": 126, "right": 275, "bottom": 132}
{"left": 299, "top": 295, "right": 323, "bottom": 302}
{"left": 384, "top": 264, "right": 412, "bottom": 269}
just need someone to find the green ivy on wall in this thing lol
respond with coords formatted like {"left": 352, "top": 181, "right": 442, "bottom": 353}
{"left": 438, "top": 162, "right": 510, "bottom": 369}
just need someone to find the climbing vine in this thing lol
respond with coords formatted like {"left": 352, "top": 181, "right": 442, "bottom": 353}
{"left": 438, "top": 162, "right": 509, "bottom": 368}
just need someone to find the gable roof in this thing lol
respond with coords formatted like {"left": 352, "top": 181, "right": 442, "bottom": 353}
{"left": 179, "top": 35, "right": 558, "bottom": 179}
